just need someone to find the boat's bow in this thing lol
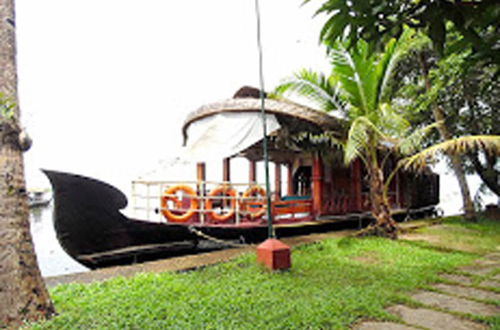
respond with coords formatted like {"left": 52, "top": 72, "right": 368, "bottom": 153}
{"left": 43, "top": 170, "right": 197, "bottom": 268}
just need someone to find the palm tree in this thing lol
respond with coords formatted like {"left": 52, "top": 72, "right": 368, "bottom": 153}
{"left": 402, "top": 135, "right": 500, "bottom": 173}
{"left": 0, "top": 0, "right": 54, "bottom": 327}
{"left": 275, "top": 30, "right": 426, "bottom": 238}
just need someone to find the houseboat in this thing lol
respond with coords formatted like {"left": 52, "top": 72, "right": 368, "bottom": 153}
{"left": 45, "top": 87, "right": 439, "bottom": 268}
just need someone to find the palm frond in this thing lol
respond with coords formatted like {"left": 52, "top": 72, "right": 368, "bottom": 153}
{"left": 344, "top": 117, "right": 369, "bottom": 164}
{"left": 378, "top": 103, "right": 411, "bottom": 137}
{"left": 401, "top": 135, "right": 500, "bottom": 171}
{"left": 377, "top": 29, "right": 422, "bottom": 103}
{"left": 344, "top": 116, "right": 388, "bottom": 164}
{"left": 274, "top": 69, "right": 344, "bottom": 112}
{"left": 330, "top": 42, "right": 373, "bottom": 114}
{"left": 397, "top": 122, "right": 440, "bottom": 156}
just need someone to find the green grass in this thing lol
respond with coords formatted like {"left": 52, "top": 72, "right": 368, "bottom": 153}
{"left": 412, "top": 215, "right": 500, "bottom": 254}
{"left": 29, "top": 216, "right": 499, "bottom": 329}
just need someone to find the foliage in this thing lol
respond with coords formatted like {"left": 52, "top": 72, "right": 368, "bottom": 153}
{"left": 275, "top": 30, "right": 441, "bottom": 230}
{"left": 305, "top": 0, "right": 500, "bottom": 66}
{"left": 428, "top": 53, "right": 500, "bottom": 197}
{"left": 279, "top": 29, "right": 437, "bottom": 157}
{"left": 396, "top": 38, "right": 500, "bottom": 196}
{"left": 401, "top": 135, "right": 500, "bottom": 172}
{"left": 274, "top": 69, "right": 344, "bottom": 115}
{"left": 29, "top": 228, "right": 491, "bottom": 329}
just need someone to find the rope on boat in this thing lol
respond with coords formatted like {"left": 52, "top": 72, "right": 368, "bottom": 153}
{"left": 188, "top": 226, "right": 251, "bottom": 248}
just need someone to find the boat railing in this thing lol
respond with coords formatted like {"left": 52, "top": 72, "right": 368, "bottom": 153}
{"left": 131, "top": 180, "right": 313, "bottom": 224}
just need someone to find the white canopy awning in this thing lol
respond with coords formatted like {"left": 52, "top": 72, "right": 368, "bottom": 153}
{"left": 180, "top": 111, "right": 280, "bottom": 162}
{"left": 137, "top": 112, "right": 280, "bottom": 181}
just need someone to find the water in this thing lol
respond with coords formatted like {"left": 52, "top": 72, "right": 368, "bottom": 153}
{"left": 30, "top": 204, "right": 88, "bottom": 277}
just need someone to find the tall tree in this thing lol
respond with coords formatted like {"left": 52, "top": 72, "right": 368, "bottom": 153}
{"left": 0, "top": 0, "right": 55, "bottom": 327}
{"left": 431, "top": 54, "right": 498, "bottom": 197}
{"left": 306, "top": 0, "right": 499, "bottom": 66}
{"left": 276, "top": 31, "right": 427, "bottom": 238}
{"left": 393, "top": 33, "right": 500, "bottom": 199}
{"left": 304, "top": 0, "right": 497, "bottom": 218}
{"left": 418, "top": 51, "right": 476, "bottom": 218}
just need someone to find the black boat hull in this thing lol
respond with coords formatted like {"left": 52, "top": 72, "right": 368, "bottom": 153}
{"left": 44, "top": 170, "right": 433, "bottom": 269}
{"left": 45, "top": 171, "right": 282, "bottom": 268}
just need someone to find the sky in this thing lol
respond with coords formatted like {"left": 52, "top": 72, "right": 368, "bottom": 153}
{"left": 15, "top": 0, "right": 330, "bottom": 191}
{"left": 14, "top": 0, "right": 495, "bottom": 215}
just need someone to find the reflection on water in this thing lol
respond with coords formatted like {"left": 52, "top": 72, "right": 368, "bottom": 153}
{"left": 29, "top": 204, "right": 88, "bottom": 277}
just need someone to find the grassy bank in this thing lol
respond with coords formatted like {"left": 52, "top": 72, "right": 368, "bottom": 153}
{"left": 30, "top": 215, "right": 499, "bottom": 329}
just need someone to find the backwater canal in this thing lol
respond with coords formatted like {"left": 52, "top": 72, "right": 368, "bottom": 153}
{"left": 30, "top": 204, "right": 89, "bottom": 277}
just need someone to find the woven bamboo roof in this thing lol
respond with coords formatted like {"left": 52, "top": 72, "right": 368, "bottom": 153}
{"left": 182, "top": 87, "right": 346, "bottom": 142}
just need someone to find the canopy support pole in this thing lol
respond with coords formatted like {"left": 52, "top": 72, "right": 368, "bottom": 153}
{"left": 249, "top": 160, "right": 257, "bottom": 184}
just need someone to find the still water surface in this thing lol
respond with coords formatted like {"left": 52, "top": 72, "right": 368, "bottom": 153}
{"left": 30, "top": 204, "right": 88, "bottom": 277}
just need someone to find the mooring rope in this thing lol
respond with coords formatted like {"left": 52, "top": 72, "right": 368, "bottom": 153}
{"left": 188, "top": 225, "right": 251, "bottom": 248}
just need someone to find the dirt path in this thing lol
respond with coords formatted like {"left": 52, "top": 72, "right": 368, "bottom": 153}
{"left": 354, "top": 252, "right": 500, "bottom": 329}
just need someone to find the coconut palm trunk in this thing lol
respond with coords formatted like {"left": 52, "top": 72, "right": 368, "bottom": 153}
{"left": 0, "top": 0, "right": 55, "bottom": 327}
{"left": 366, "top": 161, "right": 398, "bottom": 238}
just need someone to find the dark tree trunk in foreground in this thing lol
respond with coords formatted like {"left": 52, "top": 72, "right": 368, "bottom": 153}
{"left": 0, "top": 0, "right": 55, "bottom": 327}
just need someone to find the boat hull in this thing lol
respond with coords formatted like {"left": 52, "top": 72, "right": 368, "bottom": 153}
{"left": 45, "top": 171, "right": 332, "bottom": 268}
{"left": 44, "top": 170, "right": 433, "bottom": 269}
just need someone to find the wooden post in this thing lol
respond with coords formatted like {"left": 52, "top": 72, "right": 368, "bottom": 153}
{"left": 196, "top": 162, "right": 206, "bottom": 224}
{"left": 249, "top": 160, "right": 257, "bottom": 184}
{"left": 395, "top": 169, "right": 400, "bottom": 208}
{"left": 274, "top": 163, "right": 281, "bottom": 201}
{"left": 398, "top": 171, "right": 405, "bottom": 208}
{"left": 286, "top": 162, "right": 293, "bottom": 196}
{"left": 351, "top": 159, "right": 362, "bottom": 211}
{"left": 312, "top": 153, "right": 324, "bottom": 216}
{"left": 223, "top": 158, "right": 231, "bottom": 183}
{"left": 197, "top": 162, "right": 206, "bottom": 185}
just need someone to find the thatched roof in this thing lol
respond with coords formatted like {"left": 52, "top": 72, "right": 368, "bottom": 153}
{"left": 182, "top": 86, "right": 345, "bottom": 142}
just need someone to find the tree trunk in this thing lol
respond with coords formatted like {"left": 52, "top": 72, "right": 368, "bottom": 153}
{"left": 359, "top": 160, "right": 398, "bottom": 239}
{"left": 419, "top": 54, "right": 476, "bottom": 220}
{"left": 0, "top": 0, "right": 55, "bottom": 327}
{"left": 369, "top": 163, "right": 398, "bottom": 239}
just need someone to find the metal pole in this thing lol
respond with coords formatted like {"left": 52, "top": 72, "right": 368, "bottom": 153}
{"left": 254, "top": 0, "right": 274, "bottom": 238}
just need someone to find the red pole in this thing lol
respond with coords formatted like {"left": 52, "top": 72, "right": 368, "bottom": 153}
{"left": 223, "top": 158, "right": 231, "bottom": 183}
{"left": 286, "top": 162, "right": 293, "bottom": 196}
{"left": 274, "top": 163, "right": 281, "bottom": 201}
{"left": 351, "top": 159, "right": 362, "bottom": 212}
{"left": 312, "top": 153, "right": 323, "bottom": 217}
{"left": 196, "top": 162, "right": 206, "bottom": 223}
{"left": 249, "top": 160, "right": 257, "bottom": 184}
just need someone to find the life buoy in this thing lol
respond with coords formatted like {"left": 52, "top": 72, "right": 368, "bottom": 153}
{"left": 206, "top": 185, "right": 237, "bottom": 223}
{"left": 161, "top": 185, "right": 199, "bottom": 222}
{"left": 241, "top": 185, "right": 266, "bottom": 219}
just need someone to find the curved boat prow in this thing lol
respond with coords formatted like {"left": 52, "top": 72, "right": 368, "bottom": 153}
{"left": 43, "top": 170, "right": 128, "bottom": 211}
{"left": 43, "top": 170, "right": 196, "bottom": 268}
{"left": 43, "top": 170, "right": 134, "bottom": 257}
